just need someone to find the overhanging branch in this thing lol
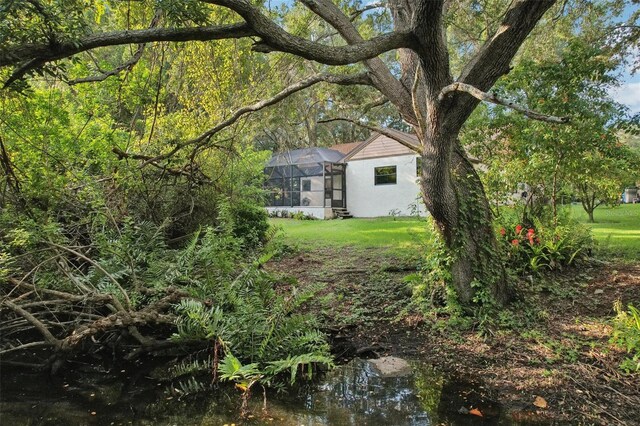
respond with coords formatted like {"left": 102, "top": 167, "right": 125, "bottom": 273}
{"left": 67, "top": 11, "right": 163, "bottom": 86}
{"left": 298, "top": 0, "right": 415, "bottom": 123}
{"left": 137, "top": 72, "right": 373, "bottom": 164}
{"left": 206, "top": 0, "right": 412, "bottom": 65}
{"left": 1, "top": 23, "right": 256, "bottom": 87}
{"left": 458, "top": 0, "right": 556, "bottom": 90}
{"left": 439, "top": 82, "right": 570, "bottom": 124}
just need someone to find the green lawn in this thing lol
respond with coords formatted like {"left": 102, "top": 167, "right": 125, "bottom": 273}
{"left": 272, "top": 204, "right": 639, "bottom": 259}
{"left": 569, "top": 203, "right": 640, "bottom": 259}
{"left": 270, "top": 217, "right": 429, "bottom": 251}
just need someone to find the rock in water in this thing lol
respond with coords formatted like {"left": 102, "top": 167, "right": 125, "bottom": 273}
{"left": 367, "top": 356, "right": 412, "bottom": 377}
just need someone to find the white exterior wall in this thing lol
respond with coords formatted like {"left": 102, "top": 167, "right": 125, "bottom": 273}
{"left": 266, "top": 207, "right": 333, "bottom": 219}
{"left": 346, "top": 154, "right": 426, "bottom": 217}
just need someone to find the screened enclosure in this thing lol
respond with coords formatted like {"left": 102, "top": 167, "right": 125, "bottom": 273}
{"left": 264, "top": 148, "right": 346, "bottom": 209}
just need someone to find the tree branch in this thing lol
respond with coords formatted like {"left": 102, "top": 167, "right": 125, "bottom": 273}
{"left": 2, "top": 1, "right": 411, "bottom": 87}
{"left": 137, "top": 72, "right": 372, "bottom": 164}
{"left": 47, "top": 243, "right": 131, "bottom": 310}
{"left": 319, "top": 118, "right": 421, "bottom": 153}
{"left": 206, "top": 0, "right": 412, "bottom": 65}
{"left": 349, "top": 2, "right": 386, "bottom": 20}
{"left": 458, "top": 0, "right": 556, "bottom": 90}
{"left": 361, "top": 95, "right": 389, "bottom": 114}
{"left": 439, "top": 82, "right": 569, "bottom": 124}
{"left": 299, "top": 0, "right": 415, "bottom": 123}
{"left": 3, "top": 300, "right": 61, "bottom": 349}
{"left": 412, "top": 0, "right": 453, "bottom": 99}
{"left": 1, "top": 23, "right": 256, "bottom": 87}
{"left": 67, "top": 10, "right": 163, "bottom": 86}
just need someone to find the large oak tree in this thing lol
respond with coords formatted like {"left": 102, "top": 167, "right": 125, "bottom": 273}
{"left": 1, "top": 0, "right": 574, "bottom": 306}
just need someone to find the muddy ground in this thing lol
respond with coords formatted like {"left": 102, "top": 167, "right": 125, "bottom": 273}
{"left": 267, "top": 247, "right": 640, "bottom": 425}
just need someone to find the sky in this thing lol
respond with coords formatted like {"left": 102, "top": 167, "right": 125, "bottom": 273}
{"left": 610, "top": 77, "right": 640, "bottom": 115}
{"left": 608, "top": 4, "right": 640, "bottom": 115}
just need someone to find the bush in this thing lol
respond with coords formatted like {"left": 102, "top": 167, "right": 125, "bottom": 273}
{"left": 226, "top": 201, "right": 270, "bottom": 250}
{"left": 291, "top": 211, "right": 316, "bottom": 220}
{"left": 408, "top": 217, "right": 456, "bottom": 313}
{"left": 496, "top": 215, "right": 593, "bottom": 275}
{"left": 169, "top": 233, "right": 332, "bottom": 412}
{"left": 611, "top": 302, "right": 640, "bottom": 374}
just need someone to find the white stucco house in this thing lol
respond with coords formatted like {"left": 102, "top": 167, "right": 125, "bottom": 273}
{"left": 264, "top": 130, "right": 427, "bottom": 219}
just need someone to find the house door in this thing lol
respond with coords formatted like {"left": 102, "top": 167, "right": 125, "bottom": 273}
{"left": 324, "top": 163, "right": 345, "bottom": 208}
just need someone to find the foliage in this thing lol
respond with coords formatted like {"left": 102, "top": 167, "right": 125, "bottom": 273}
{"left": 409, "top": 218, "right": 455, "bottom": 313}
{"left": 172, "top": 263, "right": 331, "bottom": 368}
{"left": 611, "top": 301, "right": 640, "bottom": 374}
{"left": 290, "top": 211, "right": 317, "bottom": 220}
{"left": 223, "top": 200, "right": 270, "bottom": 250}
{"left": 170, "top": 244, "right": 333, "bottom": 410}
{"left": 496, "top": 214, "right": 593, "bottom": 275}
{"left": 463, "top": 37, "right": 636, "bottom": 223}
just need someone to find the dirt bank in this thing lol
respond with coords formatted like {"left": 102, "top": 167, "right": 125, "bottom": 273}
{"left": 268, "top": 247, "right": 640, "bottom": 425}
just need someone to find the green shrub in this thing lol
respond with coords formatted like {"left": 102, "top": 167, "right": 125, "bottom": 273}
{"left": 409, "top": 218, "right": 456, "bottom": 313}
{"left": 496, "top": 216, "right": 593, "bottom": 275}
{"left": 291, "top": 211, "right": 316, "bottom": 220}
{"left": 611, "top": 301, "right": 640, "bottom": 374}
{"left": 227, "top": 201, "right": 270, "bottom": 249}
{"left": 171, "top": 253, "right": 332, "bottom": 411}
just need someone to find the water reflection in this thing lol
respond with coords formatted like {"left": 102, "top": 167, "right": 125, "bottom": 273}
{"left": 276, "top": 358, "right": 439, "bottom": 425}
{"left": 0, "top": 357, "right": 498, "bottom": 425}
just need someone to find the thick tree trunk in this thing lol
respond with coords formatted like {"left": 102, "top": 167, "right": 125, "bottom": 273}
{"left": 420, "top": 132, "right": 510, "bottom": 306}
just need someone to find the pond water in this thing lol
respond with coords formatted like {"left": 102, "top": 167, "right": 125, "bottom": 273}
{"left": 1, "top": 357, "right": 507, "bottom": 425}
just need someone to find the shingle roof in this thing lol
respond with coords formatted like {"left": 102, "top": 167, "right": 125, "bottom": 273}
{"left": 266, "top": 147, "right": 345, "bottom": 167}
{"left": 266, "top": 130, "right": 425, "bottom": 167}
{"left": 329, "top": 141, "right": 364, "bottom": 156}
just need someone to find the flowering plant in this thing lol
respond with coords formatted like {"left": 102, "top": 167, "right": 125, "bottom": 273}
{"left": 496, "top": 218, "right": 592, "bottom": 275}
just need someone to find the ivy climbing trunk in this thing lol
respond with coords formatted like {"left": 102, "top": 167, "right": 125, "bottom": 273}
{"left": 419, "top": 129, "right": 510, "bottom": 306}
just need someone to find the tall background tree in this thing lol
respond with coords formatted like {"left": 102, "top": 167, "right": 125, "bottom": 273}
{"left": 463, "top": 37, "right": 639, "bottom": 224}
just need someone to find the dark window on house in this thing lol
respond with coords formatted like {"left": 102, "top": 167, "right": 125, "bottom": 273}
{"left": 301, "top": 179, "right": 311, "bottom": 191}
{"left": 416, "top": 157, "right": 422, "bottom": 176}
{"left": 374, "top": 166, "right": 397, "bottom": 185}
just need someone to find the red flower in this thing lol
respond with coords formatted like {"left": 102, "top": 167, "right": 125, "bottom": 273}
{"left": 527, "top": 228, "right": 535, "bottom": 244}
{"left": 499, "top": 228, "right": 506, "bottom": 236}
{"left": 511, "top": 239, "right": 519, "bottom": 246}
{"left": 515, "top": 224, "right": 523, "bottom": 234}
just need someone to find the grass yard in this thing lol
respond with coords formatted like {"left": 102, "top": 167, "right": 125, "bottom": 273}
{"left": 569, "top": 203, "right": 640, "bottom": 259}
{"left": 272, "top": 203, "right": 639, "bottom": 258}
{"left": 270, "top": 217, "right": 429, "bottom": 251}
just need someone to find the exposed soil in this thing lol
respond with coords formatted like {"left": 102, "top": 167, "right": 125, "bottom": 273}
{"left": 267, "top": 247, "right": 640, "bottom": 425}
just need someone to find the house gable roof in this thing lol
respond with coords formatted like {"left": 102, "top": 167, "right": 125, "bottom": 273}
{"left": 341, "top": 129, "right": 420, "bottom": 162}
{"left": 265, "top": 130, "right": 426, "bottom": 167}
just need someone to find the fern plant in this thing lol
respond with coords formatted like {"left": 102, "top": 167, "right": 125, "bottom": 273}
{"left": 170, "top": 261, "right": 332, "bottom": 414}
{"left": 611, "top": 301, "right": 640, "bottom": 374}
{"left": 217, "top": 350, "right": 333, "bottom": 416}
